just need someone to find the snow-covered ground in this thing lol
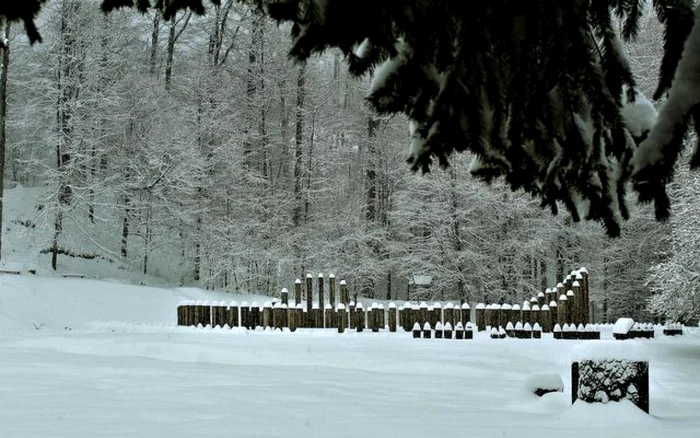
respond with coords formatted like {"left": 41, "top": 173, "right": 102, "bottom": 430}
{"left": 1, "top": 275, "right": 700, "bottom": 437}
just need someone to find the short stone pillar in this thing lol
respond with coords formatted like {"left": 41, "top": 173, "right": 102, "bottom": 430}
{"left": 553, "top": 323, "right": 562, "bottom": 339}
{"left": 444, "top": 322, "right": 453, "bottom": 339}
{"left": 280, "top": 288, "right": 289, "bottom": 306}
{"left": 388, "top": 303, "right": 397, "bottom": 332}
{"left": 506, "top": 322, "right": 515, "bottom": 338}
{"left": 423, "top": 322, "right": 432, "bottom": 339}
{"left": 475, "top": 303, "right": 486, "bottom": 331}
{"left": 455, "top": 322, "right": 465, "bottom": 339}
{"left": 572, "top": 360, "right": 649, "bottom": 413}
{"left": 412, "top": 322, "right": 421, "bottom": 338}
{"left": 294, "top": 279, "right": 302, "bottom": 306}
{"left": 435, "top": 322, "right": 444, "bottom": 339}
{"left": 532, "top": 322, "right": 542, "bottom": 339}
{"left": 464, "top": 322, "right": 474, "bottom": 339}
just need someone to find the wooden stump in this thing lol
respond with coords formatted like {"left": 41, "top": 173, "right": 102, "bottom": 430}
{"left": 355, "top": 303, "right": 364, "bottom": 332}
{"left": 262, "top": 303, "right": 273, "bottom": 329}
{"left": 337, "top": 304, "right": 347, "bottom": 333}
{"left": 443, "top": 303, "right": 455, "bottom": 328}
{"left": 557, "top": 295, "right": 568, "bottom": 327}
{"left": 340, "top": 280, "right": 349, "bottom": 306}
{"left": 537, "top": 292, "right": 545, "bottom": 307}
{"left": 281, "top": 288, "right": 289, "bottom": 306}
{"left": 177, "top": 303, "right": 185, "bottom": 326}
{"left": 490, "top": 304, "right": 501, "bottom": 328}
{"left": 378, "top": 304, "right": 386, "bottom": 329}
{"left": 540, "top": 305, "right": 551, "bottom": 333}
{"left": 213, "top": 302, "right": 228, "bottom": 328}
{"left": 566, "top": 289, "right": 575, "bottom": 325}
{"left": 201, "top": 302, "right": 212, "bottom": 327}
{"left": 532, "top": 323, "right": 542, "bottom": 339}
{"left": 388, "top": 303, "right": 397, "bottom": 332}
{"left": 273, "top": 303, "right": 287, "bottom": 330}
{"left": 294, "top": 279, "right": 302, "bottom": 306}
{"left": 522, "top": 322, "right": 533, "bottom": 339}
{"left": 289, "top": 305, "right": 300, "bottom": 332}
{"left": 500, "top": 304, "right": 512, "bottom": 327}
{"left": 521, "top": 305, "right": 531, "bottom": 327}
{"left": 312, "top": 304, "right": 323, "bottom": 328}
{"left": 433, "top": 303, "right": 443, "bottom": 326}
{"left": 328, "top": 274, "right": 336, "bottom": 310}
{"left": 317, "top": 273, "right": 325, "bottom": 318}
{"left": 475, "top": 303, "right": 486, "bottom": 331}
{"left": 305, "top": 274, "right": 313, "bottom": 315}
{"left": 240, "top": 303, "right": 250, "bottom": 329}
{"left": 572, "top": 360, "right": 649, "bottom": 413}
{"left": 249, "top": 305, "right": 260, "bottom": 329}
{"left": 227, "top": 302, "right": 239, "bottom": 328}
{"left": 511, "top": 304, "right": 521, "bottom": 326}
{"left": 506, "top": 322, "right": 515, "bottom": 338}
{"left": 553, "top": 323, "right": 562, "bottom": 339}
{"left": 461, "top": 302, "right": 471, "bottom": 324}
{"left": 464, "top": 322, "right": 474, "bottom": 339}
{"left": 324, "top": 304, "right": 334, "bottom": 329}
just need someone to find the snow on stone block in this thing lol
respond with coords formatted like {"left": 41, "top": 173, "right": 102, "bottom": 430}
{"left": 571, "top": 359, "right": 649, "bottom": 413}
{"left": 525, "top": 372, "right": 564, "bottom": 397}
{"left": 613, "top": 318, "right": 635, "bottom": 339}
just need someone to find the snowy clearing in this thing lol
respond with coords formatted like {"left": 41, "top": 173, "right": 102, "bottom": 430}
{"left": 1, "top": 274, "right": 700, "bottom": 438}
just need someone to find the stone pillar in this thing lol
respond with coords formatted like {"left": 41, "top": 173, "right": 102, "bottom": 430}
{"left": 558, "top": 294, "right": 568, "bottom": 327}
{"left": 340, "top": 280, "right": 349, "bottom": 306}
{"left": 443, "top": 303, "right": 455, "bottom": 328}
{"left": 337, "top": 304, "right": 347, "bottom": 333}
{"left": 537, "top": 292, "right": 545, "bottom": 307}
{"left": 531, "top": 305, "right": 540, "bottom": 326}
{"left": 249, "top": 304, "right": 260, "bottom": 329}
{"left": 572, "top": 281, "right": 582, "bottom": 325}
{"left": 501, "top": 304, "right": 512, "bottom": 326}
{"left": 476, "top": 303, "right": 486, "bottom": 331}
{"left": 388, "top": 303, "right": 397, "bottom": 332}
{"left": 317, "top": 273, "right": 325, "bottom": 325}
{"left": 540, "top": 304, "right": 551, "bottom": 333}
{"left": 461, "top": 303, "right": 471, "bottom": 324}
{"left": 294, "top": 279, "right": 302, "bottom": 306}
{"left": 262, "top": 302, "right": 272, "bottom": 329}
{"left": 281, "top": 288, "right": 289, "bottom": 306}
{"left": 306, "top": 274, "right": 313, "bottom": 315}
{"left": 566, "top": 289, "right": 575, "bottom": 325}
{"left": 419, "top": 302, "right": 429, "bottom": 327}
{"left": 273, "top": 303, "right": 287, "bottom": 330}
{"left": 521, "top": 304, "right": 531, "bottom": 327}
{"left": 511, "top": 304, "right": 521, "bottom": 325}
{"left": 328, "top": 274, "right": 336, "bottom": 310}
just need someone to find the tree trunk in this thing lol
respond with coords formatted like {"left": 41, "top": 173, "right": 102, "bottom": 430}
{"left": 292, "top": 66, "right": 305, "bottom": 227}
{"left": 0, "top": 21, "right": 10, "bottom": 261}
{"left": 149, "top": 11, "right": 160, "bottom": 75}
{"left": 164, "top": 15, "right": 175, "bottom": 90}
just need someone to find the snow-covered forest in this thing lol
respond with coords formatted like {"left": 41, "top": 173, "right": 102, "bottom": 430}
{"left": 0, "top": 0, "right": 698, "bottom": 322}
